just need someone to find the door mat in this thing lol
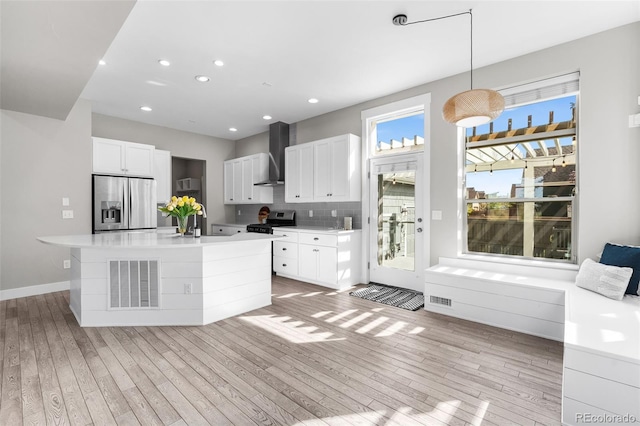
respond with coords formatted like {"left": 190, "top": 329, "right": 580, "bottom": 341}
{"left": 349, "top": 284, "right": 424, "bottom": 311}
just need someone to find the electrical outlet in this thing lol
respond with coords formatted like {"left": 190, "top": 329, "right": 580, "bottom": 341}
{"left": 309, "top": 210, "right": 313, "bottom": 217}
{"left": 184, "top": 283, "right": 192, "bottom": 294}
{"left": 237, "top": 209, "right": 241, "bottom": 215}
{"left": 331, "top": 210, "right": 337, "bottom": 217}
{"left": 63, "top": 260, "right": 71, "bottom": 269}
{"left": 62, "top": 210, "right": 74, "bottom": 219}
{"left": 432, "top": 210, "right": 443, "bottom": 220}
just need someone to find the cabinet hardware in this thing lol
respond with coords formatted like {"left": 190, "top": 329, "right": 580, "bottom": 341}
{"left": 283, "top": 264, "right": 287, "bottom": 267}
{"left": 282, "top": 248, "right": 287, "bottom": 251}
{"left": 417, "top": 228, "right": 423, "bottom": 233}
{"left": 248, "top": 197, "right": 252, "bottom": 200}
{"left": 313, "top": 237, "right": 319, "bottom": 240}
{"left": 417, "top": 218, "right": 423, "bottom": 223}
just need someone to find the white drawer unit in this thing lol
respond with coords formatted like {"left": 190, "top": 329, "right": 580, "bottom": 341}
{"left": 274, "top": 241, "right": 297, "bottom": 259}
{"left": 211, "top": 224, "right": 247, "bottom": 236}
{"left": 273, "top": 228, "right": 361, "bottom": 290}
{"left": 273, "top": 229, "right": 298, "bottom": 243}
{"left": 298, "top": 232, "right": 337, "bottom": 247}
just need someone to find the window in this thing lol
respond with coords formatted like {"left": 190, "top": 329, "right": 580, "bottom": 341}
{"left": 374, "top": 112, "right": 424, "bottom": 155}
{"left": 463, "top": 74, "right": 579, "bottom": 262}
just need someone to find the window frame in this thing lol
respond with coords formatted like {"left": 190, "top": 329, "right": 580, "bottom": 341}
{"left": 460, "top": 79, "right": 580, "bottom": 265}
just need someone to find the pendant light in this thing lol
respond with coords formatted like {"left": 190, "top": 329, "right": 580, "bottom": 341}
{"left": 393, "top": 9, "right": 504, "bottom": 127}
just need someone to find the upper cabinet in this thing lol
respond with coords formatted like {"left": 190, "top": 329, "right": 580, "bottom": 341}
{"left": 223, "top": 153, "right": 273, "bottom": 204}
{"left": 154, "top": 149, "right": 172, "bottom": 204}
{"left": 92, "top": 137, "right": 155, "bottom": 177}
{"left": 285, "top": 133, "right": 361, "bottom": 203}
{"left": 284, "top": 143, "right": 314, "bottom": 203}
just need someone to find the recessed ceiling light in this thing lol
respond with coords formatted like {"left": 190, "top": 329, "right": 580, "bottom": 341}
{"left": 263, "top": 115, "right": 272, "bottom": 120}
{"left": 308, "top": 98, "right": 319, "bottom": 104}
{"left": 98, "top": 59, "right": 106, "bottom": 66}
{"left": 229, "top": 127, "right": 238, "bottom": 132}
{"left": 214, "top": 60, "right": 224, "bottom": 67}
{"left": 195, "top": 75, "right": 210, "bottom": 82}
{"left": 140, "top": 106, "right": 152, "bottom": 112}
{"left": 158, "top": 59, "right": 171, "bottom": 66}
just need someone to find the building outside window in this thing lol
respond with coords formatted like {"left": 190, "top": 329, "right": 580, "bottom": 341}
{"left": 463, "top": 74, "right": 579, "bottom": 262}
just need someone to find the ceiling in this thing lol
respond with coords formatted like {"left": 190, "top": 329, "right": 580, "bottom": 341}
{"left": 0, "top": 0, "right": 136, "bottom": 120}
{"left": 3, "top": 1, "right": 640, "bottom": 140}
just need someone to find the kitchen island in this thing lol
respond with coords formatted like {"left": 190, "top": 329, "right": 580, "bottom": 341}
{"left": 38, "top": 232, "right": 280, "bottom": 326}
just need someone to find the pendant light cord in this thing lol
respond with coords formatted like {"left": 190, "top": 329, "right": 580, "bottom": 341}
{"left": 398, "top": 9, "right": 474, "bottom": 90}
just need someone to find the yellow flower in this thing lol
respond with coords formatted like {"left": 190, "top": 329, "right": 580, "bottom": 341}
{"left": 194, "top": 203, "right": 201, "bottom": 211}
{"left": 189, "top": 197, "right": 196, "bottom": 204}
{"left": 182, "top": 195, "right": 189, "bottom": 202}
{"left": 197, "top": 210, "right": 203, "bottom": 215}
{"left": 167, "top": 205, "right": 174, "bottom": 211}
{"left": 177, "top": 200, "right": 185, "bottom": 207}
{"left": 171, "top": 196, "right": 178, "bottom": 202}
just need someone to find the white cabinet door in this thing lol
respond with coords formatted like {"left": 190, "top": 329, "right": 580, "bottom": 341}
{"left": 314, "top": 136, "right": 351, "bottom": 201}
{"left": 93, "top": 138, "right": 155, "bottom": 177}
{"left": 317, "top": 246, "right": 338, "bottom": 285}
{"left": 124, "top": 142, "right": 155, "bottom": 177}
{"left": 298, "top": 244, "right": 318, "bottom": 281}
{"left": 313, "top": 141, "right": 331, "bottom": 201}
{"left": 328, "top": 136, "right": 350, "bottom": 201}
{"left": 286, "top": 144, "right": 314, "bottom": 203}
{"left": 298, "top": 145, "right": 315, "bottom": 201}
{"left": 154, "top": 149, "right": 171, "bottom": 204}
{"left": 285, "top": 147, "right": 300, "bottom": 202}
{"left": 241, "top": 157, "right": 254, "bottom": 202}
{"left": 298, "top": 244, "right": 337, "bottom": 285}
{"left": 93, "top": 138, "right": 126, "bottom": 174}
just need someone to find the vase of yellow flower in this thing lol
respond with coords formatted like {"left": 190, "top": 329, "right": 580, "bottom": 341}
{"left": 158, "top": 195, "right": 203, "bottom": 236}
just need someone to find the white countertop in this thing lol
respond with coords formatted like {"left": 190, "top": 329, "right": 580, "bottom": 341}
{"left": 276, "top": 226, "right": 360, "bottom": 234}
{"left": 38, "top": 232, "right": 280, "bottom": 249}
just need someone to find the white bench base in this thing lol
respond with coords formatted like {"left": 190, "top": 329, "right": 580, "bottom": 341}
{"left": 425, "top": 257, "right": 640, "bottom": 426}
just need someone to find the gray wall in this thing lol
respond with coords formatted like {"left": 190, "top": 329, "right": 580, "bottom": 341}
{"left": 236, "top": 22, "right": 640, "bottom": 265}
{"left": 92, "top": 113, "right": 236, "bottom": 225}
{"left": 1, "top": 99, "right": 93, "bottom": 291}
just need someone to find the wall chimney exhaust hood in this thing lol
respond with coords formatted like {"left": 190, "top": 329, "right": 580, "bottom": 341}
{"left": 255, "top": 121, "right": 289, "bottom": 186}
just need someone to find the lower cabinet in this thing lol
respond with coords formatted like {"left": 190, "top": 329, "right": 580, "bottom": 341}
{"left": 273, "top": 229, "right": 361, "bottom": 290}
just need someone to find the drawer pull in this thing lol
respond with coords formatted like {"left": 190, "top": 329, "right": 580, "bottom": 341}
{"left": 314, "top": 237, "right": 319, "bottom": 241}
{"left": 283, "top": 263, "right": 287, "bottom": 267}
{"left": 282, "top": 247, "right": 287, "bottom": 251}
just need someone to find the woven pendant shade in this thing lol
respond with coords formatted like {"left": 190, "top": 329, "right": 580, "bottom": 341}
{"left": 442, "top": 88, "right": 505, "bottom": 127}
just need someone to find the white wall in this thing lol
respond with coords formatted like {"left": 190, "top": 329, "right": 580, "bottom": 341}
{"left": 237, "top": 22, "right": 640, "bottom": 266}
{"left": 1, "top": 99, "right": 93, "bottom": 291}
{"left": 91, "top": 113, "right": 236, "bottom": 225}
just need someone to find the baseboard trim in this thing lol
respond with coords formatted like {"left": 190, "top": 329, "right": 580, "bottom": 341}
{"left": 0, "top": 281, "right": 70, "bottom": 301}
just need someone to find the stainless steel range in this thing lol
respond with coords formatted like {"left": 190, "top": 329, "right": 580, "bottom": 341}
{"left": 246, "top": 210, "right": 296, "bottom": 234}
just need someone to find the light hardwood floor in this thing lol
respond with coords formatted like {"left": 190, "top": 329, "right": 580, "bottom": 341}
{"left": 0, "top": 276, "right": 563, "bottom": 425}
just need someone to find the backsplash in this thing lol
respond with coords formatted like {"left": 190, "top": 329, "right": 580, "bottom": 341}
{"left": 236, "top": 185, "right": 363, "bottom": 229}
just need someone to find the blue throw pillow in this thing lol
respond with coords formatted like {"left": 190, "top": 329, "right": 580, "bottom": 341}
{"left": 599, "top": 243, "right": 640, "bottom": 295}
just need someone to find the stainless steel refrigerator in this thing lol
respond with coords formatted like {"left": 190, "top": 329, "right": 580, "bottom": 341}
{"left": 92, "top": 175, "right": 157, "bottom": 233}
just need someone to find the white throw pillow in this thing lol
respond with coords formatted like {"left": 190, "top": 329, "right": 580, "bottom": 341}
{"left": 575, "top": 258, "right": 631, "bottom": 301}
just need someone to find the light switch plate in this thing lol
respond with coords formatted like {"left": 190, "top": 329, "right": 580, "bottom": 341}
{"left": 63, "top": 260, "right": 71, "bottom": 269}
{"left": 62, "top": 197, "right": 70, "bottom": 206}
{"left": 432, "top": 210, "right": 443, "bottom": 220}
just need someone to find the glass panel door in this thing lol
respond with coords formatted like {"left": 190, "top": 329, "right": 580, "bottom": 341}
{"left": 369, "top": 154, "right": 424, "bottom": 291}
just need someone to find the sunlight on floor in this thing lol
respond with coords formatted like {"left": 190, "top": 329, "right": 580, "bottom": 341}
{"left": 289, "top": 400, "right": 480, "bottom": 426}
{"left": 239, "top": 314, "right": 346, "bottom": 343}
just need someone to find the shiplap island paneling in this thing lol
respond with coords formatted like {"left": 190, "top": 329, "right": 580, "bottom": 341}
{"left": 38, "top": 232, "right": 279, "bottom": 326}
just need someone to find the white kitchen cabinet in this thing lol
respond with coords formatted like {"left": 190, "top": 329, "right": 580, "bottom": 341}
{"left": 273, "top": 228, "right": 361, "bottom": 290}
{"left": 154, "top": 149, "right": 171, "bottom": 204}
{"left": 285, "top": 133, "right": 361, "bottom": 203}
{"left": 93, "top": 137, "right": 155, "bottom": 177}
{"left": 211, "top": 224, "right": 247, "bottom": 236}
{"left": 223, "top": 153, "right": 273, "bottom": 204}
{"left": 284, "top": 143, "right": 314, "bottom": 203}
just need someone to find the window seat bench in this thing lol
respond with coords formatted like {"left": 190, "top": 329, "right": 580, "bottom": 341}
{"left": 424, "top": 257, "right": 640, "bottom": 426}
